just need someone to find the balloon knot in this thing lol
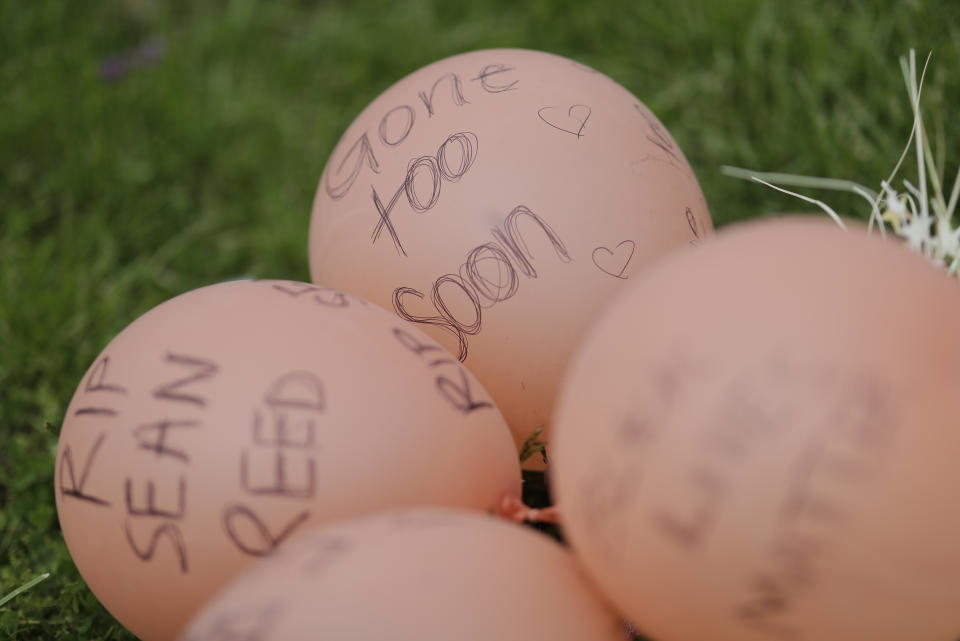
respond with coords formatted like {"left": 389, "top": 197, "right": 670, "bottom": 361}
{"left": 497, "top": 493, "right": 561, "bottom": 525}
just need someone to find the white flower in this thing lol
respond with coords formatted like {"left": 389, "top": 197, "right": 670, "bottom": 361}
{"left": 935, "top": 216, "right": 960, "bottom": 260}
{"left": 724, "top": 50, "right": 960, "bottom": 282}
{"left": 880, "top": 182, "right": 910, "bottom": 232}
{"left": 896, "top": 211, "right": 932, "bottom": 253}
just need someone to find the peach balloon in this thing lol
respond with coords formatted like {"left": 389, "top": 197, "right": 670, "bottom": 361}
{"left": 552, "top": 217, "right": 960, "bottom": 641}
{"left": 309, "top": 48, "right": 711, "bottom": 462}
{"left": 54, "top": 280, "right": 521, "bottom": 641}
{"left": 179, "top": 508, "right": 627, "bottom": 641}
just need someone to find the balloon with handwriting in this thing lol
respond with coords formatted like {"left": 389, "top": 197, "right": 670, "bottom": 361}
{"left": 552, "top": 217, "right": 960, "bottom": 641}
{"left": 309, "top": 48, "right": 711, "bottom": 466}
{"left": 178, "top": 508, "right": 627, "bottom": 641}
{"left": 54, "top": 280, "right": 521, "bottom": 641}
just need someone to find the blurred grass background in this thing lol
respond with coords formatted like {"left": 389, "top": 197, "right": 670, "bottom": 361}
{"left": 2, "top": 0, "right": 959, "bottom": 638}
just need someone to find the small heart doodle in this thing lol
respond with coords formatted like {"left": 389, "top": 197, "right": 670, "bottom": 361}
{"left": 538, "top": 104, "right": 591, "bottom": 138}
{"left": 592, "top": 240, "right": 636, "bottom": 279}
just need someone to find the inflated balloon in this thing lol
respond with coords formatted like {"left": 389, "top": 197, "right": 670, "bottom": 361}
{"left": 309, "top": 48, "right": 711, "bottom": 462}
{"left": 54, "top": 280, "right": 521, "bottom": 641}
{"left": 552, "top": 217, "right": 960, "bottom": 641}
{"left": 179, "top": 508, "right": 627, "bottom": 641}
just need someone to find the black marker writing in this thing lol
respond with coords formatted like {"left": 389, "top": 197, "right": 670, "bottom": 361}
{"left": 310, "top": 289, "right": 349, "bottom": 308}
{"left": 74, "top": 355, "right": 126, "bottom": 416}
{"left": 181, "top": 601, "right": 286, "bottom": 641}
{"left": 152, "top": 352, "right": 219, "bottom": 407}
{"left": 124, "top": 418, "right": 193, "bottom": 570}
{"left": 617, "top": 413, "right": 657, "bottom": 449}
{"left": 370, "top": 131, "right": 479, "bottom": 256}
{"left": 687, "top": 207, "right": 703, "bottom": 246}
{"left": 394, "top": 286, "right": 470, "bottom": 361}
{"left": 492, "top": 205, "right": 572, "bottom": 279}
{"left": 405, "top": 155, "right": 443, "bottom": 212}
{"left": 322, "top": 62, "right": 518, "bottom": 202}
{"left": 124, "top": 520, "right": 189, "bottom": 573}
{"left": 392, "top": 325, "right": 446, "bottom": 362}
{"left": 133, "top": 419, "right": 199, "bottom": 462}
{"left": 378, "top": 104, "right": 416, "bottom": 146}
{"left": 240, "top": 450, "right": 316, "bottom": 499}
{"left": 734, "top": 376, "right": 895, "bottom": 639}
{"left": 394, "top": 205, "right": 571, "bottom": 361}
{"left": 251, "top": 411, "right": 316, "bottom": 450}
{"left": 392, "top": 326, "right": 493, "bottom": 414}
{"left": 436, "top": 131, "right": 478, "bottom": 182}
{"left": 371, "top": 181, "right": 410, "bottom": 256}
{"left": 432, "top": 273, "right": 482, "bottom": 335}
{"left": 471, "top": 63, "right": 519, "bottom": 93}
{"left": 83, "top": 356, "right": 127, "bottom": 394}
{"left": 270, "top": 280, "right": 363, "bottom": 308}
{"left": 323, "top": 132, "right": 380, "bottom": 201}
{"left": 418, "top": 72, "right": 469, "bottom": 117}
{"left": 436, "top": 365, "right": 494, "bottom": 414}
{"left": 226, "top": 372, "right": 324, "bottom": 554}
{"left": 580, "top": 409, "right": 667, "bottom": 538}
{"left": 58, "top": 433, "right": 111, "bottom": 506}
{"left": 652, "top": 466, "right": 726, "bottom": 549}
{"left": 242, "top": 372, "right": 323, "bottom": 497}
{"left": 461, "top": 242, "right": 519, "bottom": 306}
{"left": 299, "top": 535, "right": 351, "bottom": 576}
{"left": 223, "top": 505, "right": 311, "bottom": 557}
{"left": 737, "top": 573, "right": 803, "bottom": 640}
{"left": 125, "top": 477, "right": 186, "bottom": 519}
{"left": 634, "top": 102, "right": 682, "bottom": 167}
{"left": 778, "top": 442, "right": 847, "bottom": 527}
{"left": 264, "top": 371, "right": 326, "bottom": 414}
{"left": 73, "top": 407, "right": 118, "bottom": 416}
{"left": 579, "top": 464, "right": 638, "bottom": 533}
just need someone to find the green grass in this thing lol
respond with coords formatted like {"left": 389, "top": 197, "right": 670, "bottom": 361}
{"left": 2, "top": 1, "right": 959, "bottom": 639}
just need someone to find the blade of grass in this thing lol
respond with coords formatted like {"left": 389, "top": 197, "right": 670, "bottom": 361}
{"left": 748, "top": 177, "right": 847, "bottom": 229}
{"left": 945, "top": 164, "right": 960, "bottom": 219}
{"left": 0, "top": 573, "right": 51, "bottom": 609}
{"left": 722, "top": 166, "right": 878, "bottom": 199}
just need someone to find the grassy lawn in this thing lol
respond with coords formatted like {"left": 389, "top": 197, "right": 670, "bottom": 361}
{"left": 2, "top": 1, "right": 959, "bottom": 639}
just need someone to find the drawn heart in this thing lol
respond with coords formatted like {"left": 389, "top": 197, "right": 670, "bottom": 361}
{"left": 592, "top": 240, "right": 636, "bottom": 279}
{"left": 538, "top": 104, "right": 591, "bottom": 138}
